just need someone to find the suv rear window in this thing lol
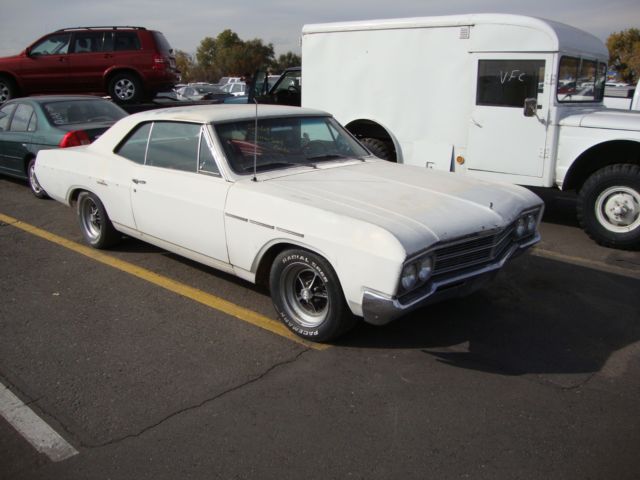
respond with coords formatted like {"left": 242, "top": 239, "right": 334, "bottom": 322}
{"left": 151, "top": 32, "right": 173, "bottom": 54}
{"left": 114, "top": 32, "right": 141, "bottom": 51}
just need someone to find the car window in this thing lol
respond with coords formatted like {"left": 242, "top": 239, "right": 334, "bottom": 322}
{"left": 216, "top": 115, "right": 369, "bottom": 174}
{"left": 30, "top": 33, "right": 71, "bottom": 56}
{"left": 146, "top": 122, "right": 200, "bottom": 172}
{"left": 10, "top": 104, "right": 36, "bottom": 132}
{"left": 116, "top": 122, "right": 152, "bottom": 164}
{"left": 198, "top": 131, "right": 220, "bottom": 176}
{"left": 114, "top": 32, "right": 141, "bottom": 51}
{"left": 73, "top": 32, "right": 104, "bottom": 53}
{"left": 0, "top": 104, "right": 17, "bottom": 131}
{"left": 42, "top": 100, "right": 127, "bottom": 126}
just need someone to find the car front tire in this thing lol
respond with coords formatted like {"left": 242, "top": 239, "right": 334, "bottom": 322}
{"left": 0, "top": 75, "right": 17, "bottom": 103}
{"left": 77, "top": 192, "right": 120, "bottom": 249}
{"left": 577, "top": 164, "right": 640, "bottom": 250}
{"left": 269, "top": 248, "right": 356, "bottom": 342}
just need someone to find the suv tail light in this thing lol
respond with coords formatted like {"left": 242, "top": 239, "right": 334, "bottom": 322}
{"left": 59, "top": 130, "right": 91, "bottom": 148}
{"left": 152, "top": 54, "right": 168, "bottom": 70}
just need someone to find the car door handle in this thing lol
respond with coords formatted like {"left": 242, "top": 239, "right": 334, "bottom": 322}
{"left": 132, "top": 178, "right": 146, "bottom": 184}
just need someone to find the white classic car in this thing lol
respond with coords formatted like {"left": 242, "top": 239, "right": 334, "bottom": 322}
{"left": 35, "top": 105, "right": 543, "bottom": 341}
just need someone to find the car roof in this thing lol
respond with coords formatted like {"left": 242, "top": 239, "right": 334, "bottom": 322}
{"left": 124, "top": 104, "right": 329, "bottom": 124}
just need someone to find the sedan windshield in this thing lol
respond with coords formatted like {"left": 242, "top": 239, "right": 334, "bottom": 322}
{"left": 214, "top": 116, "right": 370, "bottom": 174}
{"left": 42, "top": 99, "right": 127, "bottom": 126}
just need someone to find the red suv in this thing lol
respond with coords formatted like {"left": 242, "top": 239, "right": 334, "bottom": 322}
{"left": 0, "top": 26, "right": 179, "bottom": 104}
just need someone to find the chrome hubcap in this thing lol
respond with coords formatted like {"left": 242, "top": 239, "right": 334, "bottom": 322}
{"left": 281, "top": 263, "right": 329, "bottom": 328}
{"left": 114, "top": 79, "right": 135, "bottom": 100}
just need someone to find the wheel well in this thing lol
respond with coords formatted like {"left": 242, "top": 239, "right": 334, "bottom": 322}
{"left": 564, "top": 140, "right": 640, "bottom": 192}
{"left": 254, "top": 242, "right": 300, "bottom": 288}
{"left": 23, "top": 153, "right": 35, "bottom": 176}
{"left": 0, "top": 72, "right": 21, "bottom": 95}
{"left": 105, "top": 69, "right": 142, "bottom": 89}
{"left": 345, "top": 119, "right": 398, "bottom": 161}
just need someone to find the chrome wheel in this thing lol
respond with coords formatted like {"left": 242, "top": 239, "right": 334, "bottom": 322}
{"left": 0, "top": 82, "right": 9, "bottom": 103}
{"left": 280, "top": 262, "right": 330, "bottom": 328}
{"left": 27, "top": 159, "right": 46, "bottom": 198}
{"left": 79, "top": 195, "right": 104, "bottom": 242}
{"left": 113, "top": 78, "right": 136, "bottom": 101}
{"left": 595, "top": 186, "right": 640, "bottom": 233}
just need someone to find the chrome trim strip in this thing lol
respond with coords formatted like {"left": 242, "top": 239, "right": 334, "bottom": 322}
{"left": 225, "top": 213, "right": 248, "bottom": 222}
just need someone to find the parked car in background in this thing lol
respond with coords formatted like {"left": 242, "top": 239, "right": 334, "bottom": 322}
{"left": 221, "top": 82, "right": 246, "bottom": 96}
{"left": 216, "top": 76, "right": 241, "bottom": 87}
{"left": 175, "top": 84, "right": 232, "bottom": 102}
{"left": 35, "top": 104, "right": 543, "bottom": 341}
{"left": 0, "top": 26, "right": 179, "bottom": 104}
{"left": 0, "top": 95, "right": 127, "bottom": 197}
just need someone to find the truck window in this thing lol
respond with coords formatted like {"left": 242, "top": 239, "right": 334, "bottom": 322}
{"left": 476, "top": 60, "right": 545, "bottom": 107}
{"left": 557, "top": 56, "right": 606, "bottom": 103}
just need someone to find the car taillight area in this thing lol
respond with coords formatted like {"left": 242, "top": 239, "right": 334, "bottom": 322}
{"left": 59, "top": 130, "right": 91, "bottom": 148}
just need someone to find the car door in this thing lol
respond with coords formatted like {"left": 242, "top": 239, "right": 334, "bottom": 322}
{"left": 20, "top": 33, "right": 72, "bottom": 93}
{"left": 67, "top": 31, "right": 111, "bottom": 92}
{"left": 466, "top": 54, "right": 552, "bottom": 179}
{"left": 127, "top": 121, "right": 231, "bottom": 264}
{"left": 0, "top": 102, "right": 36, "bottom": 176}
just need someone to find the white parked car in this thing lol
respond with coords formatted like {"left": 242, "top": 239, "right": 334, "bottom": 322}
{"left": 221, "top": 82, "right": 246, "bottom": 96}
{"left": 34, "top": 105, "right": 543, "bottom": 341}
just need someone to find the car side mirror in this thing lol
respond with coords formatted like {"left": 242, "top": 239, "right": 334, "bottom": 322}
{"left": 524, "top": 98, "right": 538, "bottom": 117}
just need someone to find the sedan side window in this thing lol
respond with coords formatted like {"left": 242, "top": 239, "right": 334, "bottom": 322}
{"left": 10, "top": 104, "right": 36, "bottom": 132}
{"left": 0, "top": 104, "right": 17, "bottom": 131}
{"left": 198, "top": 131, "right": 221, "bottom": 176}
{"left": 115, "top": 122, "right": 152, "bottom": 164}
{"left": 146, "top": 122, "right": 201, "bottom": 172}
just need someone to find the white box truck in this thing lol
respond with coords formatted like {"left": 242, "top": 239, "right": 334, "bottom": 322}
{"left": 301, "top": 14, "right": 640, "bottom": 250}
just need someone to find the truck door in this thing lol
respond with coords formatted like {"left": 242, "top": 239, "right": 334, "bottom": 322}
{"left": 466, "top": 55, "right": 551, "bottom": 179}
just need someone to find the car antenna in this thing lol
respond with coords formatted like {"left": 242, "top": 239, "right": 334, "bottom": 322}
{"left": 252, "top": 98, "right": 258, "bottom": 182}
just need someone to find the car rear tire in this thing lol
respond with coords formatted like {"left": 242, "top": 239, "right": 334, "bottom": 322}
{"left": 0, "top": 75, "right": 17, "bottom": 103}
{"left": 27, "top": 158, "right": 47, "bottom": 199}
{"left": 269, "top": 248, "right": 357, "bottom": 342}
{"left": 360, "top": 137, "right": 394, "bottom": 161}
{"left": 577, "top": 164, "right": 640, "bottom": 250}
{"left": 77, "top": 192, "right": 120, "bottom": 249}
{"left": 108, "top": 73, "right": 142, "bottom": 104}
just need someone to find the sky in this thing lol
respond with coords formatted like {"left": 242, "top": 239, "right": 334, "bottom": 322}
{"left": 1, "top": 0, "right": 639, "bottom": 58}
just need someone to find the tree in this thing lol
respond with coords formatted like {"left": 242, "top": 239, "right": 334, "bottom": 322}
{"left": 607, "top": 28, "right": 640, "bottom": 84}
{"left": 271, "top": 52, "right": 301, "bottom": 73}
{"left": 174, "top": 50, "right": 195, "bottom": 83}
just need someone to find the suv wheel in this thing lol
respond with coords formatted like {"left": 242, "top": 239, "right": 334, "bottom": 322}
{"left": 108, "top": 73, "right": 142, "bottom": 104}
{"left": 0, "top": 75, "right": 17, "bottom": 103}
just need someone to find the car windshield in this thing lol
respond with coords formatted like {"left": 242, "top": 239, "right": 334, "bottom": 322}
{"left": 42, "top": 99, "right": 128, "bottom": 126}
{"left": 214, "top": 115, "right": 370, "bottom": 174}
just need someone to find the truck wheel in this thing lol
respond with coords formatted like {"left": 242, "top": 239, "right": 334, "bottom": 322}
{"left": 0, "top": 75, "right": 17, "bottom": 103}
{"left": 269, "top": 248, "right": 357, "bottom": 342}
{"left": 108, "top": 73, "right": 142, "bottom": 104}
{"left": 577, "top": 164, "right": 640, "bottom": 250}
{"left": 360, "top": 137, "right": 394, "bottom": 161}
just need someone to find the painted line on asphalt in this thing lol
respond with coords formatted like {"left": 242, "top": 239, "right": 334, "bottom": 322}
{"left": 0, "top": 382, "right": 78, "bottom": 462}
{"left": 531, "top": 247, "right": 640, "bottom": 280}
{"left": 0, "top": 213, "right": 328, "bottom": 351}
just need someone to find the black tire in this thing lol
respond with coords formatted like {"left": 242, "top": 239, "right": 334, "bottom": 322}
{"left": 27, "top": 158, "right": 48, "bottom": 199}
{"left": 360, "top": 137, "right": 394, "bottom": 161}
{"left": 577, "top": 164, "right": 640, "bottom": 250}
{"left": 269, "top": 248, "right": 357, "bottom": 342}
{"left": 77, "top": 191, "right": 120, "bottom": 249}
{"left": 0, "top": 75, "right": 17, "bottom": 103}
{"left": 108, "top": 73, "right": 142, "bottom": 104}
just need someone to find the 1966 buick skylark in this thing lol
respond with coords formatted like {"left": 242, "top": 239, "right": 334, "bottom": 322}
{"left": 35, "top": 105, "right": 543, "bottom": 341}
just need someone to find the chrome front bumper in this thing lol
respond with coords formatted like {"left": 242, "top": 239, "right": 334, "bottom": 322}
{"left": 361, "top": 235, "right": 539, "bottom": 326}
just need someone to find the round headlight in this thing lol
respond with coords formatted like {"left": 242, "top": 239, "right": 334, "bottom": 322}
{"left": 526, "top": 214, "right": 537, "bottom": 233}
{"left": 401, "top": 264, "right": 417, "bottom": 290}
{"left": 515, "top": 218, "right": 527, "bottom": 238}
{"left": 418, "top": 257, "right": 434, "bottom": 282}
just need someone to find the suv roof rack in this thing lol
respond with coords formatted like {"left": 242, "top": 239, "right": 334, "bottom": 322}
{"left": 55, "top": 26, "right": 147, "bottom": 32}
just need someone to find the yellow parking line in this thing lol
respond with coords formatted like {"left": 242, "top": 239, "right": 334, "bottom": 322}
{"left": 0, "top": 213, "right": 328, "bottom": 351}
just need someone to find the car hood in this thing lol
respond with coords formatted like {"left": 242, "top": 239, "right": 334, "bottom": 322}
{"left": 242, "top": 160, "right": 542, "bottom": 253}
{"left": 559, "top": 108, "right": 640, "bottom": 131}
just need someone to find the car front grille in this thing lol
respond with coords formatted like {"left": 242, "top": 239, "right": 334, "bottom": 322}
{"left": 432, "top": 223, "right": 520, "bottom": 278}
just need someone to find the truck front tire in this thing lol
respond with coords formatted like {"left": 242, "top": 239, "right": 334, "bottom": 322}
{"left": 360, "top": 137, "right": 394, "bottom": 161}
{"left": 577, "top": 164, "right": 640, "bottom": 250}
